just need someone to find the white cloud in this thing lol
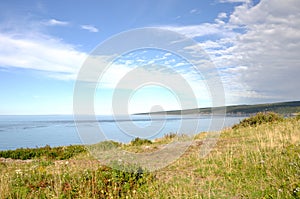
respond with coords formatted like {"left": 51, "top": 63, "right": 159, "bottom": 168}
{"left": 80, "top": 24, "right": 99, "bottom": 32}
{"left": 98, "top": 63, "right": 210, "bottom": 107}
{"left": 76, "top": 51, "right": 212, "bottom": 111}
{"left": 219, "top": 0, "right": 251, "bottom": 3}
{"left": 0, "top": 16, "right": 90, "bottom": 80}
{"left": 162, "top": 0, "right": 300, "bottom": 104}
{"left": 0, "top": 33, "right": 87, "bottom": 79}
{"left": 216, "top": 0, "right": 300, "bottom": 102}
{"left": 161, "top": 23, "right": 236, "bottom": 38}
{"left": 2, "top": 0, "right": 299, "bottom": 108}
{"left": 217, "top": 12, "right": 227, "bottom": 19}
{"left": 190, "top": 9, "right": 197, "bottom": 14}
{"left": 45, "top": 19, "right": 69, "bottom": 26}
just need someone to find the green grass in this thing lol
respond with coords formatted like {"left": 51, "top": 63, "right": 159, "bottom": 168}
{"left": 1, "top": 113, "right": 299, "bottom": 198}
{"left": 1, "top": 161, "right": 154, "bottom": 198}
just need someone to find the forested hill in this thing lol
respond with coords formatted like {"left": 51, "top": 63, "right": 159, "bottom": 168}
{"left": 135, "top": 101, "right": 300, "bottom": 116}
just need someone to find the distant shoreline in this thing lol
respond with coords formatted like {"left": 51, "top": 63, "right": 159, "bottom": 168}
{"left": 0, "top": 115, "right": 245, "bottom": 151}
{"left": 134, "top": 100, "right": 300, "bottom": 116}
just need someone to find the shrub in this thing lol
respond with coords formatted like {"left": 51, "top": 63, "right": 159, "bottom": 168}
{"left": 0, "top": 145, "right": 86, "bottom": 160}
{"left": 296, "top": 113, "right": 300, "bottom": 120}
{"left": 130, "top": 137, "right": 152, "bottom": 146}
{"left": 93, "top": 164, "right": 154, "bottom": 197}
{"left": 88, "top": 140, "right": 121, "bottom": 151}
{"left": 232, "top": 112, "right": 283, "bottom": 129}
{"left": 163, "top": 132, "right": 178, "bottom": 139}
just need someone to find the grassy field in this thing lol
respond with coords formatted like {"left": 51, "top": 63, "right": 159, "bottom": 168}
{"left": 0, "top": 113, "right": 299, "bottom": 198}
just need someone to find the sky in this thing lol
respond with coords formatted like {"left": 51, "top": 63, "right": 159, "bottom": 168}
{"left": 0, "top": 0, "right": 299, "bottom": 115}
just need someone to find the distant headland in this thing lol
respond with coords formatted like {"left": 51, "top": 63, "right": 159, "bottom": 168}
{"left": 134, "top": 101, "right": 300, "bottom": 116}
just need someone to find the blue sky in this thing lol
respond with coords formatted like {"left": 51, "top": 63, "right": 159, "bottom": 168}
{"left": 0, "top": 0, "right": 299, "bottom": 115}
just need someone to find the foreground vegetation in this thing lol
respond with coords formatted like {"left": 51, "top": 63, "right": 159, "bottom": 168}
{"left": 0, "top": 145, "right": 86, "bottom": 160}
{"left": 0, "top": 113, "right": 299, "bottom": 198}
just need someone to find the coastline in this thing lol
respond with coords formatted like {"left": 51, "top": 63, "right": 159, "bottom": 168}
{"left": 0, "top": 114, "right": 299, "bottom": 198}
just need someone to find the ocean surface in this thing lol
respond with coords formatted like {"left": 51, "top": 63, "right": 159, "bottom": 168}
{"left": 0, "top": 115, "right": 245, "bottom": 150}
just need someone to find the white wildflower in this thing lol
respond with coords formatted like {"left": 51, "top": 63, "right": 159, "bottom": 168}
{"left": 15, "top": 169, "right": 22, "bottom": 175}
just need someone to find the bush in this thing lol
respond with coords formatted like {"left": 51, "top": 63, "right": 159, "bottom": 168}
{"left": 0, "top": 145, "right": 86, "bottom": 160}
{"left": 88, "top": 140, "right": 121, "bottom": 151}
{"left": 130, "top": 137, "right": 152, "bottom": 146}
{"left": 92, "top": 165, "right": 154, "bottom": 198}
{"left": 163, "top": 133, "right": 178, "bottom": 139}
{"left": 233, "top": 112, "right": 283, "bottom": 129}
{"left": 296, "top": 113, "right": 300, "bottom": 120}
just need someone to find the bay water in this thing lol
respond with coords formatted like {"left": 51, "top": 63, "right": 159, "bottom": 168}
{"left": 0, "top": 115, "right": 245, "bottom": 150}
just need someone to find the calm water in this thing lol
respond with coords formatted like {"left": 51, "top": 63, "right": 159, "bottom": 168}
{"left": 0, "top": 115, "right": 245, "bottom": 150}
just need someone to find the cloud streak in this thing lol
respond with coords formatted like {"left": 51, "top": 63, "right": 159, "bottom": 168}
{"left": 161, "top": 22, "right": 236, "bottom": 38}
{"left": 219, "top": 0, "right": 251, "bottom": 3}
{"left": 45, "top": 19, "right": 69, "bottom": 26}
{"left": 0, "top": 32, "right": 87, "bottom": 79}
{"left": 80, "top": 24, "right": 99, "bottom": 32}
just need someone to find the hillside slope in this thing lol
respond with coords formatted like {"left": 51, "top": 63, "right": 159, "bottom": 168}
{"left": 135, "top": 101, "right": 300, "bottom": 115}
